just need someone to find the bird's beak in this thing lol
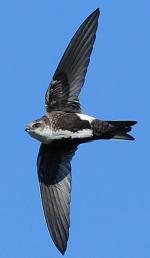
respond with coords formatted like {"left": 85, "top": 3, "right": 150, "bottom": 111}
{"left": 25, "top": 127, "right": 30, "bottom": 132}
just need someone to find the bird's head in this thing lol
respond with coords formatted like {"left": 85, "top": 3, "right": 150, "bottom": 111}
{"left": 25, "top": 116, "right": 51, "bottom": 143}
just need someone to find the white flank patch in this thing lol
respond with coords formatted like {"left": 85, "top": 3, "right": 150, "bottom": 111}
{"left": 28, "top": 128, "right": 93, "bottom": 144}
{"left": 77, "top": 113, "right": 95, "bottom": 123}
{"left": 49, "top": 129, "right": 93, "bottom": 142}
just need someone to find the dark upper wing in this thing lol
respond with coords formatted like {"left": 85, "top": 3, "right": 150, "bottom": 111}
{"left": 45, "top": 8, "right": 100, "bottom": 113}
{"left": 37, "top": 141, "right": 78, "bottom": 255}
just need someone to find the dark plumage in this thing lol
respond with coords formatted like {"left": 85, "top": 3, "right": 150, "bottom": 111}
{"left": 25, "top": 8, "right": 137, "bottom": 255}
{"left": 45, "top": 9, "right": 99, "bottom": 113}
{"left": 38, "top": 142, "right": 77, "bottom": 254}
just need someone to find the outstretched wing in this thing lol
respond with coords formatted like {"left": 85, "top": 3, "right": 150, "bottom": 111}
{"left": 37, "top": 141, "right": 78, "bottom": 255}
{"left": 45, "top": 8, "right": 100, "bottom": 113}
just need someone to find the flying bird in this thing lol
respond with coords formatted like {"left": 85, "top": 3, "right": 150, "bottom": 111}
{"left": 25, "top": 8, "right": 137, "bottom": 255}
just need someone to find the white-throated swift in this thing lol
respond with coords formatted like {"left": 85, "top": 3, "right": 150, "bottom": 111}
{"left": 25, "top": 8, "right": 137, "bottom": 255}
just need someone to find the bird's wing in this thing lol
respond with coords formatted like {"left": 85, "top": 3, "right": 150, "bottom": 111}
{"left": 37, "top": 141, "right": 78, "bottom": 255}
{"left": 45, "top": 8, "right": 100, "bottom": 113}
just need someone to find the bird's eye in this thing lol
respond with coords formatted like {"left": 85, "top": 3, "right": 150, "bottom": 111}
{"left": 32, "top": 123, "right": 41, "bottom": 128}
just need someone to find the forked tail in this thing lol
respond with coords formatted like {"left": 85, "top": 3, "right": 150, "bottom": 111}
{"left": 91, "top": 120, "right": 137, "bottom": 140}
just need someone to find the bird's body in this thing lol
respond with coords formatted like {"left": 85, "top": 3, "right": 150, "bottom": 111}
{"left": 25, "top": 8, "right": 137, "bottom": 255}
{"left": 27, "top": 112, "right": 94, "bottom": 144}
{"left": 27, "top": 112, "right": 136, "bottom": 144}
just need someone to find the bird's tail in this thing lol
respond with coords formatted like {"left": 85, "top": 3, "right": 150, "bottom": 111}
{"left": 91, "top": 120, "right": 137, "bottom": 140}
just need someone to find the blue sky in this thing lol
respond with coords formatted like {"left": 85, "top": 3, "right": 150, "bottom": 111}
{"left": 0, "top": 1, "right": 149, "bottom": 258}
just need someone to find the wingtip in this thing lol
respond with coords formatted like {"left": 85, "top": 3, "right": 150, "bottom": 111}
{"left": 87, "top": 8, "right": 100, "bottom": 20}
{"left": 59, "top": 247, "right": 66, "bottom": 256}
{"left": 92, "top": 8, "right": 100, "bottom": 17}
{"left": 95, "top": 8, "right": 100, "bottom": 13}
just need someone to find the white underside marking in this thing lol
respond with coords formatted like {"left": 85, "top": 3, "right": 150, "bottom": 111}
{"left": 76, "top": 113, "right": 95, "bottom": 123}
{"left": 28, "top": 130, "right": 53, "bottom": 144}
{"left": 47, "top": 129, "right": 93, "bottom": 143}
{"left": 28, "top": 128, "right": 93, "bottom": 144}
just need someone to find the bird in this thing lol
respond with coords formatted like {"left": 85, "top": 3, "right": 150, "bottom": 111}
{"left": 25, "top": 8, "right": 137, "bottom": 255}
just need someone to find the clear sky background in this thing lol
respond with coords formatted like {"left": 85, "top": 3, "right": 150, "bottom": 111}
{"left": 0, "top": 1, "right": 149, "bottom": 258}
